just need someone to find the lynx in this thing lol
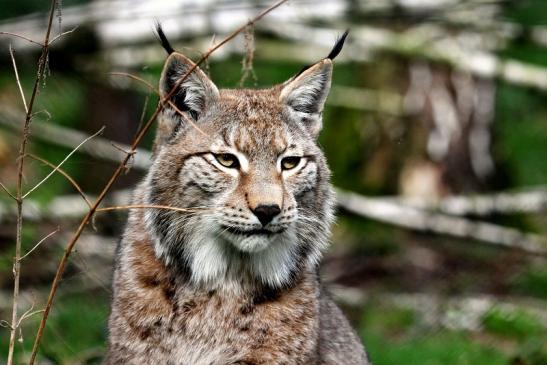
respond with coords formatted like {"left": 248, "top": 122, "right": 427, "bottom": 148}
{"left": 104, "top": 26, "right": 370, "bottom": 365}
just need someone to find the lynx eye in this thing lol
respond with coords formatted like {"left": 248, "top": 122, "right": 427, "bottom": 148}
{"left": 214, "top": 153, "right": 240, "bottom": 169}
{"left": 281, "top": 156, "right": 301, "bottom": 170}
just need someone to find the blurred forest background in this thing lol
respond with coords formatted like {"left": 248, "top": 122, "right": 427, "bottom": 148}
{"left": 0, "top": 0, "right": 546, "bottom": 364}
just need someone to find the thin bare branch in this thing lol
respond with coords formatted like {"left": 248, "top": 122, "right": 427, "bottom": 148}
{"left": 14, "top": 296, "right": 40, "bottom": 329}
{"left": 109, "top": 71, "right": 157, "bottom": 91}
{"left": 239, "top": 24, "right": 257, "bottom": 87}
{"left": 22, "top": 127, "right": 105, "bottom": 199}
{"left": 17, "top": 310, "right": 45, "bottom": 328}
{"left": 26, "top": 153, "right": 92, "bottom": 208}
{"left": 110, "top": 142, "right": 135, "bottom": 173}
{"left": 0, "top": 32, "right": 43, "bottom": 46}
{"left": 9, "top": 45, "right": 28, "bottom": 113}
{"left": 49, "top": 25, "right": 78, "bottom": 45}
{"left": 31, "top": 109, "right": 52, "bottom": 120}
{"left": 109, "top": 71, "right": 208, "bottom": 137}
{"left": 96, "top": 204, "right": 213, "bottom": 214}
{"left": 8, "top": 0, "right": 58, "bottom": 363}
{"left": 29, "top": 1, "right": 289, "bottom": 362}
{"left": 0, "top": 320, "right": 13, "bottom": 330}
{"left": 19, "top": 228, "right": 60, "bottom": 261}
{"left": 0, "top": 181, "right": 17, "bottom": 201}
{"left": 135, "top": 93, "right": 150, "bottom": 138}
{"left": 167, "top": 100, "right": 209, "bottom": 137}
{"left": 110, "top": 142, "right": 134, "bottom": 156}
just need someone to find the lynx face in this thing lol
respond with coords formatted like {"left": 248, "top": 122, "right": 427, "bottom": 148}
{"left": 144, "top": 52, "right": 336, "bottom": 291}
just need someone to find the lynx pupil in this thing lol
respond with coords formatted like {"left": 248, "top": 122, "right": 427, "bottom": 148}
{"left": 281, "top": 156, "right": 301, "bottom": 170}
{"left": 215, "top": 153, "right": 239, "bottom": 168}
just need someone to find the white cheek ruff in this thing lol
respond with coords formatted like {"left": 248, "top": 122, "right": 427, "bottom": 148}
{"left": 185, "top": 221, "right": 300, "bottom": 291}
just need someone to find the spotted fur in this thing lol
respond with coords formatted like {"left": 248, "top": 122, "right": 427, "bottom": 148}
{"left": 105, "top": 38, "right": 370, "bottom": 364}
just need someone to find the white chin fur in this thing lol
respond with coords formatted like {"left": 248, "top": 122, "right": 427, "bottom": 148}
{"left": 221, "top": 232, "right": 273, "bottom": 253}
{"left": 182, "top": 219, "right": 299, "bottom": 290}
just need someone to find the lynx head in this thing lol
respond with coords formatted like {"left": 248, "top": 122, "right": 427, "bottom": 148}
{"left": 144, "top": 27, "right": 348, "bottom": 292}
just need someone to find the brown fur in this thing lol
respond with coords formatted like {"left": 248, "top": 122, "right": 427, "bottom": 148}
{"left": 106, "top": 208, "right": 322, "bottom": 364}
{"left": 105, "top": 46, "right": 370, "bottom": 364}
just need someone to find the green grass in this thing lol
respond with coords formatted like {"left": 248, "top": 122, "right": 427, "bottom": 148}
{"left": 357, "top": 298, "right": 547, "bottom": 365}
{"left": 39, "top": 294, "right": 109, "bottom": 363}
{"left": 0, "top": 292, "right": 109, "bottom": 364}
{"left": 360, "top": 302, "right": 508, "bottom": 365}
{"left": 511, "top": 266, "right": 547, "bottom": 300}
{"left": 363, "top": 332, "right": 508, "bottom": 365}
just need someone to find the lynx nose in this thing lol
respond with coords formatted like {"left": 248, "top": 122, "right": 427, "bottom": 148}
{"left": 252, "top": 204, "right": 281, "bottom": 227}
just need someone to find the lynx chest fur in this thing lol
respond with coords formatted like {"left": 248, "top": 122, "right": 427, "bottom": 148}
{"left": 104, "top": 28, "right": 369, "bottom": 365}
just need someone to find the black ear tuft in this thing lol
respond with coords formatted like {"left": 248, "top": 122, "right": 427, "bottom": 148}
{"left": 327, "top": 29, "right": 349, "bottom": 60}
{"left": 155, "top": 21, "right": 175, "bottom": 55}
{"left": 292, "top": 30, "right": 349, "bottom": 79}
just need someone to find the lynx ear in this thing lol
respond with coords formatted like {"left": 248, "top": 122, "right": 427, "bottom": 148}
{"left": 279, "top": 59, "right": 332, "bottom": 137}
{"left": 159, "top": 53, "right": 219, "bottom": 122}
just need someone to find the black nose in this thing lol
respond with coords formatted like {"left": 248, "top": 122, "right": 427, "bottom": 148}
{"left": 252, "top": 204, "right": 281, "bottom": 226}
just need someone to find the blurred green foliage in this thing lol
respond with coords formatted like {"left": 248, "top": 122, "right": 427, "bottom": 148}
{"left": 0, "top": 0, "right": 89, "bottom": 21}
{"left": 495, "top": 85, "right": 547, "bottom": 187}
{"left": 483, "top": 308, "right": 544, "bottom": 340}
{"left": 511, "top": 267, "right": 547, "bottom": 300}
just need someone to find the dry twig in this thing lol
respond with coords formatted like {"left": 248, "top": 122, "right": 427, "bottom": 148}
{"left": 23, "top": 127, "right": 105, "bottom": 199}
{"left": 19, "top": 227, "right": 61, "bottom": 261}
{"left": 50, "top": 26, "right": 78, "bottom": 45}
{"left": 239, "top": 24, "right": 257, "bottom": 87}
{"left": 26, "top": 153, "right": 92, "bottom": 208}
{"left": 109, "top": 71, "right": 209, "bottom": 137}
{"left": 9, "top": 45, "right": 28, "bottom": 113}
{"left": 0, "top": 181, "right": 17, "bottom": 201}
{"left": 95, "top": 204, "right": 213, "bottom": 214}
{"left": 0, "top": 31, "right": 44, "bottom": 46}
{"left": 7, "top": 1, "right": 58, "bottom": 364}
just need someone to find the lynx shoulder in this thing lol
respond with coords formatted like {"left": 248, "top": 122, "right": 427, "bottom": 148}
{"left": 104, "top": 26, "right": 370, "bottom": 365}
